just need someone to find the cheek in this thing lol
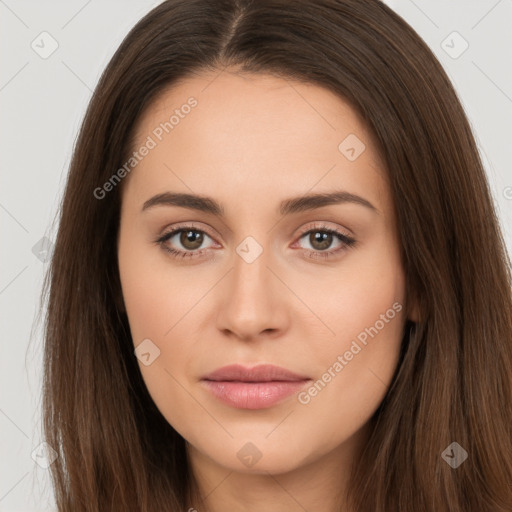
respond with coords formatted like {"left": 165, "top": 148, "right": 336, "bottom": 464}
{"left": 118, "top": 233, "right": 204, "bottom": 434}
{"left": 294, "top": 242, "right": 406, "bottom": 439}
{"left": 117, "top": 227, "right": 212, "bottom": 409}
{"left": 291, "top": 226, "right": 406, "bottom": 359}
{"left": 118, "top": 227, "right": 204, "bottom": 344}
{"left": 296, "top": 312, "right": 404, "bottom": 455}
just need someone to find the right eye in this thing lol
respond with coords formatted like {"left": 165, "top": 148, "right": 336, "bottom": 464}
{"left": 155, "top": 226, "right": 218, "bottom": 259}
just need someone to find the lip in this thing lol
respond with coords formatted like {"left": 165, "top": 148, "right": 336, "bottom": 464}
{"left": 202, "top": 364, "right": 309, "bottom": 382}
{"left": 201, "top": 364, "right": 311, "bottom": 409}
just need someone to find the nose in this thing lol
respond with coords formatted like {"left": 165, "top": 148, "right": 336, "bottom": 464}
{"left": 215, "top": 243, "right": 290, "bottom": 341}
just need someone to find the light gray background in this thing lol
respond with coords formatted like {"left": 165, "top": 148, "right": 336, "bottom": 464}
{"left": 1, "top": 1, "right": 511, "bottom": 510}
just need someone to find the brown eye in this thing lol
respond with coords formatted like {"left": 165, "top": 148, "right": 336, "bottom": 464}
{"left": 295, "top": 225, "right": 356, "bottom": 260}
{"left": 179, "top": 230, "right": 204, "bottom": 250}
{"left": 308, "top": 231, "right": 334, "bottom": 251}
{"left": 156, "top": 226, "right": 216, "bottom": 259}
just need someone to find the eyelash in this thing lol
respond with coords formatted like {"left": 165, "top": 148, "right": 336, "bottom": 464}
{"left": 154, "top": 223, "right": 356, "bottom": 261}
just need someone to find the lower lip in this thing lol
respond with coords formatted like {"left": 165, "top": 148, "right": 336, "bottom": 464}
{"left": 201, "top": 380, "right": 310, "bottom": 409}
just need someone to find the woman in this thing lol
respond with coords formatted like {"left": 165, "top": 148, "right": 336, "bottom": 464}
{"left": 41, "top": 0, "right": 512, "bottom": 510}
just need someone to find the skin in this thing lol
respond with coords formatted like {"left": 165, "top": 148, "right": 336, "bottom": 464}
{"left": 117, "top": 68, "right": 419, "bottom": 512}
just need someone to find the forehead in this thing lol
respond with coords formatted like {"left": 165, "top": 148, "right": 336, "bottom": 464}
{"left": 123, "top": 69, "right": 389, "bottom": 216}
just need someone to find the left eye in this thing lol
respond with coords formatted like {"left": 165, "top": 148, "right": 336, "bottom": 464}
{"left": 298, "top": 229, "right": 350, "bottom": 250}
{"left": 294, "top": 227, "right": 356, "bottom": 259}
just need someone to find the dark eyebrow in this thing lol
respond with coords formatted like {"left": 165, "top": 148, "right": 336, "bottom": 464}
{"left": 279, "top": 190, "right": 379, "bottom": 216}
{"left": 142, "top": 192, "right": 224, "bottom": 216}
{"left": 141, "top": 190, "right": 379, "bottom": 216}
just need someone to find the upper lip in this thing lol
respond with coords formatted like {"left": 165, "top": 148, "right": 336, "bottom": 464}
{"left": 202, "top": 364, "right": 309, "bottom": 382}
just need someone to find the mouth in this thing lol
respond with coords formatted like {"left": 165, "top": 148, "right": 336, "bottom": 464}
{"left": 200, "top": 364, "right": 311, "bottom": 409}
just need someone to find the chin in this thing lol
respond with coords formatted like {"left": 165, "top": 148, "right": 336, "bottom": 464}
{"left": 190, "top": 437, "right": 317, "bottom": 475}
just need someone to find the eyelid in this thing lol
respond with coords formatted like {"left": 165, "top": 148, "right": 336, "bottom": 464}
{"left": 157, "top": 220, "right": 353, "bottom": 242}
{"left": 294, "top": 221, "right": 354, "bottom": 241}
{"left": 158, "top": 221, "right": 219, "bottom": 243}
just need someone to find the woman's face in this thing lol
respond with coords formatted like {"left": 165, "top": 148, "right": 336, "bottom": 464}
{"left": 117, "top": 69, "right": 415, "bottom": 476}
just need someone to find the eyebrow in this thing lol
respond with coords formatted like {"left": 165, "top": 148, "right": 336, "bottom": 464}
{"left": 141, "top": 190, "right": 379, "bottom": 216}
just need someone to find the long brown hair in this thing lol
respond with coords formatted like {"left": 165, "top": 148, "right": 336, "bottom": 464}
{"left": 40, "top": 0, "right": 512, "bottom": 510}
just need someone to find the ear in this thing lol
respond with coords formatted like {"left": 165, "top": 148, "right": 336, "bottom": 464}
{"left": 115, "top": 287, "right": 126, "bottom": 313}
{"left": 112, "top": 273, "right": 126, "bottom": 314}
{"left": 407, "top": 290, "right": 421, "bottom": 323}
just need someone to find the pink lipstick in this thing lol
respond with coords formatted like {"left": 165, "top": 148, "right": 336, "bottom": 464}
{"left": 201, "top": 364, "right": 311, "bottom": 409}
